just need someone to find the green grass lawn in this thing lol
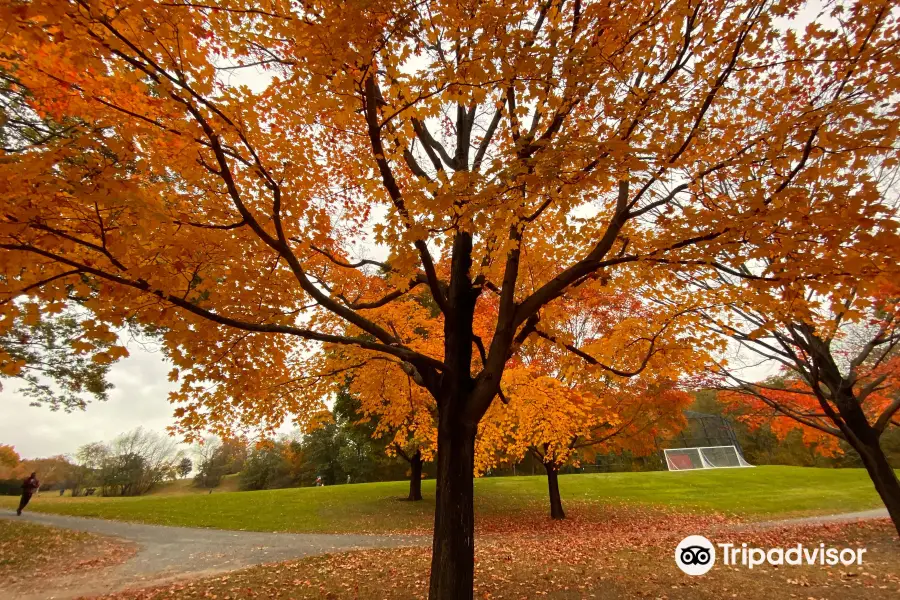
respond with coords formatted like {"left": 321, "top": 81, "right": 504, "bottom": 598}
{"left": 0, "top": 466, "right": 889, "bottom": 534}
{"left": 146, "top": 474, "right": 241, "bottom": 496}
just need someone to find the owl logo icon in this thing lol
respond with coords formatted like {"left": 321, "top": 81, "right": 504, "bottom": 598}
{"left": 675, "top": 535, "right": 716, "bottom": 575}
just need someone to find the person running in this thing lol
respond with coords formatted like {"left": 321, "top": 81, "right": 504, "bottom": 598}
{"left": 17, "top": 472, "right": 40, "bottom": 516}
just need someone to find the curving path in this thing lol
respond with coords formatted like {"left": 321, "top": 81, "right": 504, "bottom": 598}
{"left": 0, "top": 509, "right": 427, "bottom": 599}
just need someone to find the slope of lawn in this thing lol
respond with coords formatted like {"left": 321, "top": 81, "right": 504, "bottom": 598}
{"left": 147, "top": 474, "right": 241, "bottom": 496}
{"left": 0, "top": 466, "right": 889, "bottom": 534}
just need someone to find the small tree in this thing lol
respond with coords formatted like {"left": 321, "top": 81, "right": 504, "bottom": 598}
{"left": 238, "top": 442, "right": 292, "bottom": 491}
{"left": 91, "top": 428, "right": 184, "bottom": 496}
{"left": 333, "top": 376, "right": 434, "bottom": 500}
{"left": 176, "top": 457, "right": 192, "bottom": 479}
{"left": 194, "top": 437, "right": 247, "bottom": 488}
{"left": 332, "top": 390, "right": 387, "bottom": 485}
{"left": 72, "top": 441, "right": 109, "bottom": 495}
{"left": 477, "top": 285, "right": 702, "bottom": 518}
{"left": 0, "top": 444, "right": 18, "bottom": 469}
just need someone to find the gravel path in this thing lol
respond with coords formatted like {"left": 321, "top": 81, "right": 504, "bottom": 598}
{"left": 0, "top": 510, "right": 427, "bottom": 599}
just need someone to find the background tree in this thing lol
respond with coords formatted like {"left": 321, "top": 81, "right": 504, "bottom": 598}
{"left": 194, "top": 437, "right": 247, "bottom": 488}
{"left": 0, "top": 444, "right": 18, "bottom": 469}
{"left": 2, "top": 1, "right": 899, "bottom": 596}
{"left": 331, "top": 397, "right": 384, "bottom": 485}
{"left": 71, "top": 441, "right": 110, "bottom": 496}
{"left": 476, "top": 283, "right": 704, "bottom": 518}
{"left": 238, "top": 441, "right": 294, "bottom": 491}
{"left": 193, "top": 437, "right": 223, "bottom": 488}
{"left": 480, "top": 374, "right": 691, "bottom": 519}
{"left": 0, "top": 453, "right": 81, "bottom": 493}
{"left": 176, "top": 457, "right": 192, "bottom": 479}
{"left": 0, "top": 308, "right": 125, "bottom": 410}
{"left": 85, "top": 428, "right": 185, "bottom": 496}
{"left": 326, "top": 361, "right": 437, "bottom": 500}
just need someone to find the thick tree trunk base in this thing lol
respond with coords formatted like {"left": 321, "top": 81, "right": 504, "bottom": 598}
{"left": 428, "top": 230, "right": 480, "bottom": 600}
{"left": 836, "top": 393, "right": 900, "bottom": 538}
{"left": 428, "top": 423, "right": 476, "bottom": 600}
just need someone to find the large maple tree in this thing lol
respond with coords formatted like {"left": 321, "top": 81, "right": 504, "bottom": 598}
{"left": 2, "top": 0, "right": 899, "bottom": 596}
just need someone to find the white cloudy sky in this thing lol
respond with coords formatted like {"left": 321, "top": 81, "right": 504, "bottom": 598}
{"left": 1, "top": 343, "right": 180, "bottom": 459}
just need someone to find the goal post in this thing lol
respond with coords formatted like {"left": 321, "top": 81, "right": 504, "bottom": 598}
{"left": 663, "top": 445, "right": 753, "bottom": 471}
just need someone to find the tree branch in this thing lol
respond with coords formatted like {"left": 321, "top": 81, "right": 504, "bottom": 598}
{"left": 1, "top": 243, "right": 447, "bottom": 373}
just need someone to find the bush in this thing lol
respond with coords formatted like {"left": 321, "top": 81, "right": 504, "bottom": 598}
{"left": 0, "top": 479, "right": 22, "bottom": 496}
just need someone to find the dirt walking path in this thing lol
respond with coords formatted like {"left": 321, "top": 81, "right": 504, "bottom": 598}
{"left": 0, "top": 510, "right": 426, "bottom": 599}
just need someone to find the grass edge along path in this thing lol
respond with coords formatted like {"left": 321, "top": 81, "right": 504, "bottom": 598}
{"left": 0, "top": 466, "right": 891, "bottom": 535}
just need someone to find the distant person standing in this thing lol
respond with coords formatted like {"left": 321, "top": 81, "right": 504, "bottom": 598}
{"left": 17, "top": 472, "right": 40, "bottom": 516}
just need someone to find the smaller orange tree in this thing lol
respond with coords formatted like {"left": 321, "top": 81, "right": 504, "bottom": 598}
{"left": 476, "top": 285, "right": 703, "bottom": 518}
{"left": 479, "top": 375, "right": 690, "bottom": 519}
{"left": 0, "top": 444, "right": 20, "bottom": 470}
{"left": 339, "top": 359, "right": 436, "bottom": 501}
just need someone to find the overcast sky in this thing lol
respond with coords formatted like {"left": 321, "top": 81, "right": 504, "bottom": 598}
{"left": 1, "top": 342, "right": 180, "bottom": 459}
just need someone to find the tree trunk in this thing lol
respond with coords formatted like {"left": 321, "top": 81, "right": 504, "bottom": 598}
{"left": 834, "top": 393, "right": 900, "bottom": 536}
{"left": 544, "top": 462, "right": 566, "bottom": 520}
{"left": 428, "top": 413, "right": 476, "bottom": 600}
{"left": 408, "top": 450, "right": 423, "bottom": 501}
{"left": 428, "top": 230, "right": 480, "bottom": 600}
{"left": 857, "top": 439, "right": 900, "bottom": 536}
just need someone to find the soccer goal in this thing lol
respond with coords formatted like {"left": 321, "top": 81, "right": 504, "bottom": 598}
{"left": 663, "top": 445, "right": 753, "bottom": 471}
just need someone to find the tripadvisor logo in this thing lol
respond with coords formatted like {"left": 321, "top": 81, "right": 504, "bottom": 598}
{"left": 675, "top": 535, "right": 716, "bottom": 575}
{"left": 675, "top": 535, "right": 867, "bottom": 576}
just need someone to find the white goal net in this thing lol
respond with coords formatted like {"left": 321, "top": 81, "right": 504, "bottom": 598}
{"left": 663, "top": 445, "right": 753, "bottom": 471}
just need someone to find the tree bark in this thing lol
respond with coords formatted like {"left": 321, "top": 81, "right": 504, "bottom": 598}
{"left": 428, "top": 409, "right": 477, "bottom": 600}
{"left": 408, "top": 450, "right": 423, "bottom": 502}
{"left": 833, "top": 392, "right": 900, "bottom": 536}
{"left": 856, "top": 438, "right": 900, "bottom": 536}
{"left": 428, "top": 231, "right": 479, "bottom": 600}
{"left": 544, "top": 462, "right": 566, "bottom": 520}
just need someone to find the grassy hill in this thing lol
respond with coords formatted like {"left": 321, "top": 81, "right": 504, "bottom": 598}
{"left": 1, "top": 466, "right": 888, "bottom": 534}
{"left": 147, "top": 474, "right": 241, "bottom": 496}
